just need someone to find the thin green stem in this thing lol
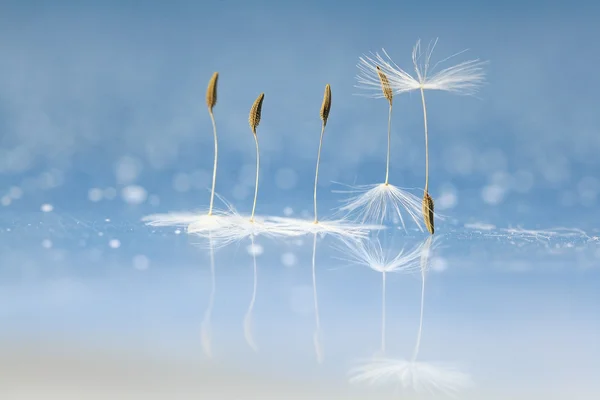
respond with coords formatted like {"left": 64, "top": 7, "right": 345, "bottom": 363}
{"left": 384, "top": 103, "right": 392, "bottom": 185}
{"left": 314, "top": 123, "right": 325, "bottom": 223}
{"left": 208, "top": 111, "right": 218, "bottom": 215}
{"left": 420, "top": 87, "right": 429, "bottom": 194}
{"left": 250, "top": 134, "right": 260, "bottom": 222}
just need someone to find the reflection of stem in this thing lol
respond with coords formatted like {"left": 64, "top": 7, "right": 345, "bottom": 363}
{"left": 384, "top": 103, "right": 393, "bottom": 186}
{"left": 208, "top": 111, "right": 218, "bottom": 215}
{"left": 313, "top": 124, "right": 325, "bottom": 223}
{"left": 311, "top": 233, "right": 322, "bottom": 363}
{"left": 419, "top": 87, "right": 429, "bottom": 194}
{"left": 412, "top": 237, "right": 432, "bottom": 362}
{"left": 244, "top": 235, "right": 258, "bottom": 352}
{"left": 411, "top": 267, "right": 426, "bottom": 362}
{"left": 250, "top": 134, "right": 260, "bottom": 222}
{"left": 381, "top": 271, "right": 386, "bottom": 354}
{"left": 201, "top": 235, "right": 216, "bottom": 358}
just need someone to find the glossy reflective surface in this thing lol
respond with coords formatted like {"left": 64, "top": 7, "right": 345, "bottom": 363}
{"left": 1, "top": 216, "right": 599, "bottom": 399}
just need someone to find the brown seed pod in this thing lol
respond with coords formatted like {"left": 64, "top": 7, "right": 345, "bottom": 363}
{"left": 376, "top": 66, "right": 393, "bottom": 105}
{"left": 206, "top": 72, "right": 219, "bottom": 112}
{"left": 320, "top": 84, "right": 331, "bottom": 126}
{"left": 422, "top": 192, "right": 435, "bottom": 234}
{"left": 249, "top": 93, "right": 265, "bottom": 135}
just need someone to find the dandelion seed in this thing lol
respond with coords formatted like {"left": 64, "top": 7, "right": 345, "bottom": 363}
{"left": 268, "top": 85, "right": 385, "bottom": 240}
{"left": 206, "top": 72, "right": 220, "bottom": 216}
{"left": 357, "top": 39, "right": 486, "bottom": 234}
{"left": 333, "top": 57, "right": 419, "bottom": 229}
{"left": 314, "top": 84, "right": 331, "bottom": 223}
{"left": 249, "top": 93, "right": 265, "bottom": 222}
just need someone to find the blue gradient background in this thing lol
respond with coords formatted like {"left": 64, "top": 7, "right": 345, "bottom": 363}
{"left": 1, "top": 1, "right": 599, "bottom": 399}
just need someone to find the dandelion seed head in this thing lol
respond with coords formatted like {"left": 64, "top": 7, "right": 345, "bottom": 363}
{"left": 335, "top": 183, "right": 424, "bottom": 231}
{"left": 356, "top": 39, "right": 487, "bottom": 98}
{"left": 281, "top": 252, "right": 297, "bottom": 267}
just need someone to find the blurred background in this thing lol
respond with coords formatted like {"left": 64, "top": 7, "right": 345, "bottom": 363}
{"left": 0, "top": 0, "right": 599, "bottom": 399}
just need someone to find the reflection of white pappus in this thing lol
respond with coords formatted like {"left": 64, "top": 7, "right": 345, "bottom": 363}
{"left": 349, "top": 358, "right": 473, "bottom": 396}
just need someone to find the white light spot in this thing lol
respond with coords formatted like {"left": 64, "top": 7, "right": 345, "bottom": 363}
{"left": 246, "top": 243, "right": 263, "bottom": 256}
{"left": 437, "top": 191, "right": 457, "bottom": 210}
{"left": 281, "top": 252, "right": 297, "bottom": 267}
{"left": 430, "top": 257, "right": 448, "bottom": 272}
{"left": 173, "top": 173, "right": 191, "bottom": 193}
{"left": 1, "top": 196, "right": 11, "bottom": 206}
{"left": 174, "top": 229, "right": 182, "bottom": 235}
{"left": 8, "top": 186, "right": 23, "bottom": 200}
{"left": 464, "top": 222, "right": 496, "bottom": 230}
{"left": 481, "top": 184, "right": 506, "bottom": 205}
{"left": 98, "top": 232, "right": 104, "bottom": 237}
{"left": 108, "top": 239, "right": 121, "bottom": 249}
{"left": 121, "top": 185, "right": 147, "bottom": 205}
{"left": 436, "top": 184, "right": 458, "bottom": 210}
{"left": 88, "top": 188, "right": 103, "bottom": 202}
{"left": 103, "top": 187, "right": 117, "bottom": 200}
{"left": 41, "top": 239, "right": 53, "bottom": 249}
{"left": 133, "top": 255, "right": 150, "bottom": 270}
{"left": 41, "top": 203, "right": 54, "bottom": 212}
{"left": 115, "top": 156, "right": 142, "bottom": 184}
{"left": 275, "top": 168, "right": 298, "bottom": 190}
{"left": 283, "top": 206, "right": 294, "bottom": 216}
{"left": 105, "top": 218, "right": 110, "bottom": 222}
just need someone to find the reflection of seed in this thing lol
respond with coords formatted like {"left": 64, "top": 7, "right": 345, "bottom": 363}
{"left": 422, "top": 192, "right": 435, "bottom": 234}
